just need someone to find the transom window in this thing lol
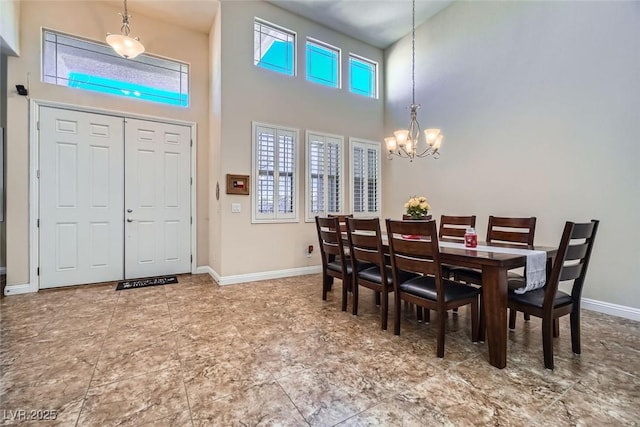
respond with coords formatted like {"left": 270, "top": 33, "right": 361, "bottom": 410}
{"left": 350, "top": 138, "right": 381, "bottom": 217}
{"left": 42, "top": 29, "right": 189, "bottom": 107}
{"left": 254, "top": 19, "right": 295, "bottom": 76}
{"left": 252, "top": 122, "right": 299, "bottom": 223}
{"left": 306, "top": 39, "right": 340, "bottom": 88}
{"left": 306, "top": 132, "right": 344, "bottom": 221}
{"left": 349, "top": 54, "right": 377, "bottom": 98}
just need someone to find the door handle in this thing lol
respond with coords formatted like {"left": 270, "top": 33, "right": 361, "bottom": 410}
{"left": 127, "top": 209, "right": 133, "bottom": 213}
{"left": 126, "top": 218, "right": 134, "bottom": 223}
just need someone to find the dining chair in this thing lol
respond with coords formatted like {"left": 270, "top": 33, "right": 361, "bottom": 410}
{"left": 453, "top": 216, "right": 537, "bottom": 285}
{"left": 386, "top": 219, "right": 480, "bottom": 357}
{"left": 346, "top": 218, "right": 416, "bottom": 330}
{"left": 452, "top": 216, "right": 537, "bottom": 333}
{"left": 508, "top": 220, "right": 599, "bottom": 370}
{"left": 315, "top": 216, "right": 352, "bottom": 311}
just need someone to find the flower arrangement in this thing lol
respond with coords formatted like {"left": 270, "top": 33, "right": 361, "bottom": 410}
{"left": 404, "top": 196, "right": 431, "bottom": 219}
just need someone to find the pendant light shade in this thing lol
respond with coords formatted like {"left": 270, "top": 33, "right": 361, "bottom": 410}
{"left": 106, "top": 0, "right": 145, "bottom": 59}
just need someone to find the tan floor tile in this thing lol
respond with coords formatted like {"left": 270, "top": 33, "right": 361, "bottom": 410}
{"left": 191, "top": 381, "right": 307, "bottom": 426}
{"left": 77, "top": 368, "right": 189, "bottom": 426}
{"left": 335, "top": 399, "right": 424, "bottom": 427}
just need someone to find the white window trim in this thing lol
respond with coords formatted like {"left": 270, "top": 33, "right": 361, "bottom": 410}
{"left": 251, "top": 121, "right": 300, "bottom": 224}
{"left": 254, "top": 17, "right": 298, "bottom": 77}
{"left": 305, "top": 130, "right": 345, "bottom": 222}
{"left": 348, "top": 53, "right": 379, "bottom": 99}
{"left": 349, "top": 137, "right": 382, "bottom": 218}
{"left": 305, "top": 37, "right": 342, "bottom": 89}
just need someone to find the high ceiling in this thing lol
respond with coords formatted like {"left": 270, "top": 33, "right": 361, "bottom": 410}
{"left": 104, "top": 0, "right": 453, "bottom": 48}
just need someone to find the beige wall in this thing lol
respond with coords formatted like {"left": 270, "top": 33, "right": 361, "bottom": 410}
{"left": 6, "top": 1, "right": 210, "bottom": 285}
{"left": 209, "top": 3, "right": 222, "bottom": 273}
{"left": 0, "top": 0, "right": 20, "bottom": 55}
{"left": 383, "top": 1, "right": 640, "bottom": 308}
{"left": 216, "top": 1, "right": 384, "bottom": 276}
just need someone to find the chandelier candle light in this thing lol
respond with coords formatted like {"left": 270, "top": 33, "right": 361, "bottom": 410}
{"left": 384, "top": 0, "right": 443, "bottom": 161}
{"left": 106, "top": 0, "right": 145, "bottom": 59}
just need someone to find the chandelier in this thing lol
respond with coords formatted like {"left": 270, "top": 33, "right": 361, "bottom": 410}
{"left": 106, "top": 0, "right": 145, "bottom": 59}
{"left": 384, "top": 0, "right": 443, "bottom": 161}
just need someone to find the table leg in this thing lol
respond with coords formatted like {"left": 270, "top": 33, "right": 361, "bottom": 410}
{"left": 481, "top": 265, "right": 508, "bottom": 369}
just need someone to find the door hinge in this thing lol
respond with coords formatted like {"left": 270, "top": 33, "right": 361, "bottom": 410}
{"left": 190, "top": 139, "right": 193, "bottom": 147}
{"left": 37, "top": 121, "right": 40, "bottom": 131}
{"left": 190, "top": 177, "right": 193, "bottom": 185}
{"left": 36, "top": 169, "right": 40, "bottom": 179}
{"left": 37, "top": 219, "right": 40, "bottom": 227}
{"left": 191, "top": 254, "right": 193, "bottom": 263}
{"left": 37, "top": 267, "right": 40, "bottom": 276}
{"left": 190, "top": 216, "right": 193, "bottom": 225}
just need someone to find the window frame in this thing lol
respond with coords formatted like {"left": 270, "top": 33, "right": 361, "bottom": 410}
{"left": 349, "top": 138, "right": 382, "bottom": 218}
{"left": 41, "top": 28, "right": 190, "bottom": 107}
{"left": 254, "top": 18, "right": 297, "bottom": 77}
{"left": 251, "top": 121, "right": 300, "bottom": 224}
{"left": 305, "top": 131, "right": 345, "bottom": 222}
{"left": 348, "top": 53, "right": 378, "bottom": 99}
{"left": 305, "top": 37, "right": 341, "bottom": 89}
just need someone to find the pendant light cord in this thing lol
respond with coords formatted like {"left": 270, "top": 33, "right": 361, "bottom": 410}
{"left": 411, "top": 0, "right": 416, "bottom": 106}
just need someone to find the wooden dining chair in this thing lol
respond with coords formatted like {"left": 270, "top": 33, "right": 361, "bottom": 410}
{"left": 315, "top": 216, "right": 352, "bottom": 311}
{"left": 439, "top": 215, "right": 477, "bottom": 242}
{"left": 453, "top": 216, "right": 537, "bottom": 285}
{"left": 346, "top": 218, "right": 416, "bottom": 330}
{"left": 386, "top": 219, "right": 480, "bottom": 357}
{"left": 508, "top": 220, "right": 599, "bottom": 369}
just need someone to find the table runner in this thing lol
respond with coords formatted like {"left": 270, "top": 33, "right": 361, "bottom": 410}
{"left": 438, "top": 241, "right": 546, "bottom": 293}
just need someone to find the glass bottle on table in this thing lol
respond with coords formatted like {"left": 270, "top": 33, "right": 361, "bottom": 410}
{"left": 464, "top": 227, "right": 477, "bottom": 248}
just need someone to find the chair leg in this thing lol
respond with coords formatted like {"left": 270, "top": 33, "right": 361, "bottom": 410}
{"left": 471, "top": 300, "right": 479, "bottom": 343}
{"left": 524, "top": 313, "right": 531, "bottom": 321}
{"left": 416, "top": 306, "right": 423, "bottom": 322}
{"left": 394, "top": 294, "right": 402, "bottom": 335}
{"left": 453, "top": 307, "right": 458, "bottom": 314}
{"left": 553, "top": 318, "right": 560, "bottom": 338}
{"left": 509, "top": 308, "right": 517, "bottom": 330}
{"left": 351, "top": 279, "right": 358, "bottom": 315}
{"left": 342, "top": 276, "right": 350, "bottom": 312}
{"left": 542, "top": 316, "right": 555, "bottom": 370}
{"left": 436, "top": 310, "right": 446, "bottom": 358}
{"left": 381, "top": 291, "right": 388, "bottom": 330}
{"left": 322, "top": 274, "right": 332, "bottom": 300}
{"left": 478, "top": 295, "right": 485, "bottom": 342}
{"left": 570, "top": 309, "right": 581, "bottom": 355}
{"left": 424, "top": 309, "right": 430, "bottom": 323}
{"left": 375, "top": 291, "right": 381, "bottom": 306}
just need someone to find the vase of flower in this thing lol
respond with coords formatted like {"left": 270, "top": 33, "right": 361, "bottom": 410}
{"left": 403, "top": 196, "right": 431, "bottom": 220}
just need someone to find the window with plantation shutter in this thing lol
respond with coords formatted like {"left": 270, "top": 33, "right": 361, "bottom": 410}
{"left": 350, "top": 138, "right": 381, "bottom": 217}
{"left": 252, "top": 122, "right": 299, "bottom": 223}
{"left": 306, "top": 132, "right": 344, "bottom": 221}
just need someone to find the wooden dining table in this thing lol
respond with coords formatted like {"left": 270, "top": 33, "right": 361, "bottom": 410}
{"left": 349, "top": 232, "right": 556, "bottom": 369}
{"left": 435, "top": 241, "right": 556, "bottom": 368}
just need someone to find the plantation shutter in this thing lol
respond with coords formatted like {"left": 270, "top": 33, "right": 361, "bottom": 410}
{"left": 253, "top": 123, "right": 298, "bottom": 222}
{"left": 350, "top": 139, "right": 380, "bottom": 217}
{"left": 306, "top": 132, "right": 343, "bottom": 220}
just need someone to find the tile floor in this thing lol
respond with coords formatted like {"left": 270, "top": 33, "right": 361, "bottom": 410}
{"left": 0, "top": 273, "right": 638, "bottom": 426}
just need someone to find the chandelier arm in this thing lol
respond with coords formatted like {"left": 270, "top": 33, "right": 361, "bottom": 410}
{"left": 412, "top": 0, "right": 416, "bottom": 106}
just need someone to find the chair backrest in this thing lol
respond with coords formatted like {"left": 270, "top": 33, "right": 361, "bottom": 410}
{"left": 328, "top": 214, "right": 353, "bottom": 232}
{"left": 385, "top": 219, "right": 445, "bottom": 301}
{"left": 439, "top": 215, "right": 477, "bottom": 242}
{"left": 315, "top": 216, "right": 347, "bottom": 269}
{"left": 346, "top": 218, "right": 386, "bottom": 272}
{"left": 544, "top": 220, "right": 599, "bottom": 309}
{"left": 487, "top": 216, "right": 536, "bottom": 247}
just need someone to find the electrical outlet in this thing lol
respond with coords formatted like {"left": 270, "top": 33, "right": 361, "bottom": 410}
{"left": 231, "top": 203, "right": 241, "bottom": 213}
{"left": 306, "top": 244, "right": 314, "bottom": 258}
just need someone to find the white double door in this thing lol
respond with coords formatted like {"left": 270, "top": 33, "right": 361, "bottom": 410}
{"left": 39, "top": 106, "right": 191, "bottom": 288}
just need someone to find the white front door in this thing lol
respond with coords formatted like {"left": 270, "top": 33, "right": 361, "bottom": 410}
{"left": 124, "top": 118, "right": 191, "bottom": 279}
{"left": 39, "top": 107, "right": 124, "bottom": 288}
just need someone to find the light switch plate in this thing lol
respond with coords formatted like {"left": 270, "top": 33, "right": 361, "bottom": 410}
{"left": 231, "top": 203, "right": 241, "bottom": 213}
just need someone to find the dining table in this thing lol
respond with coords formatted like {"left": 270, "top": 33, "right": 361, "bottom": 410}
{"left": 348, "top": 231, "right": 557, "bottom": 369}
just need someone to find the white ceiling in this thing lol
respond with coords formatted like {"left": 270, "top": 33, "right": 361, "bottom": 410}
{"left": 104, "top": 0, "right": 453, "bottom": 48}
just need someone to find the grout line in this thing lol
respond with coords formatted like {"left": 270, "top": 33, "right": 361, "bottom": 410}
{"left": 73, "top": 287, "right": 121, "bottom": 427}
{"left": 166, "top": 288, "right": 196, "bottom": 427}
{"left": 273, "top": 375, "right": 311, "bottom": 427}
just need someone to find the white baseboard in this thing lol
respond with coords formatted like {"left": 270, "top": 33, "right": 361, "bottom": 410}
{"left": 198, "top": 265, "right": 321, "bottom": 286}
{"left": 4, "top": 283, "right": 36, "bottom": 296}
{"left": 582, "top": 297, "right": 640, "bottom": 322}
